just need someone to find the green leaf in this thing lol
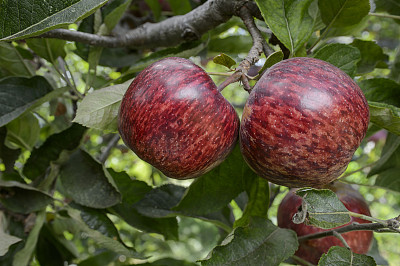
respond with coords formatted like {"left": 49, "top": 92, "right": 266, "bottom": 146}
{"left": 0, "top": 180, "right": 53, "bottom": 214}
{"left": 319, "top": 246, "right": 376, "bottom": 266}
{"left": 296, "top": 188, "right": 351, "bottom": 229}
{"left": 313, "top": 43, "right": 361, "bottom": 77}
{"left": 374, "top": 168, "right": 400, "bottom": 192}
{"left": 201, "top": 217, "right": 298, "bottom": 266}
{"left": 173, "top": 145, "right": 257, "bottom": 216}
{"left": 318, "top": 0, "right": 370, "bottom": 28}
{"left": 234, "top": 178, "right": 270, "bottom": 228}
{"left": 208, "top": 36, "right": 253, "bottom": 54}
{"left": 66, "top": 207, "right": 145, "bottom": 259}
{"left": 102, "top": 0, "right": 132, "bottom": 32}
{"left": 12, "top": 210, "right": 46, "bottom": 266}
{"left": 0, "top": 128, "right": 21, "bottom": 173}
{"left": 0, "top": 0, "right": 109, "bottom": 41}
{"left": 73, "top": 79, "right": 130, "bottom": 131}
{"left": 368, "top": 101, "right": 400, "bottom": 136}
{"left": 0, "top": 43, "right": 35, "bottom": 77}
{"left": 0, "top": 76, "right": 53, "bottom": 127}
{"left": 23, "top": 123, "right": 86, "bottom": 181}
{"left": 368, "top": 133, "right": 400, "bottom": 177}
{"left": 144, "top": 0, "right": 162, "bottom": 20}
{"left": 167, "top": 0, "right": 192, "bottom": 15}
{"left": 350, "top": 39, "right": 388, "bottom": 74}
{"left": 258, "top": 51, "right": 284, "bottom": 74}
{"left": 59, "top": 149, "right": 121, "bottom": 208}
{"left": 368, "top": 134, "right": 400, "bottom": 192}
{"left": 359, "top": 78, "right": 400, "bottom": 107}
{"left": 0, "top": 232, "right": 22, "bottom": 256}
{"left": 255, "top": 0, "right": 319, "bottom": 55}
{"left": 5, "top": 113, "right": 40, "bottom": 150}
{"left": 26, "top": 39, "right": 66, "bottom": 62}
{"left": 213, "top": 53, "right": 236, "bottom": 69}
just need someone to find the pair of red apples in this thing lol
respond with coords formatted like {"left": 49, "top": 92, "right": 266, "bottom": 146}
{"left": 118, "top": 56, "right": 369, "bottom": 188}
{"left": 118, "top": 57, "right": 373, "bottom": 263}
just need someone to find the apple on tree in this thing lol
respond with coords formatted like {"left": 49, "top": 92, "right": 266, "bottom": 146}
{"left": 240, "top": 57, "right": 370, "bottom": 188}
{"left": 118, "top": 57, "right": 239, "bottom": 179}
{"left": 277, "top": 182, "right": 373, "bottom": 264}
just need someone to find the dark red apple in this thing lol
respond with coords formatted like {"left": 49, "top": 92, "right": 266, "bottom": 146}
{"left": 240, "top": 57, "right": 369, "bottom": 188}
{"left": 277, "top": 182, "right": 373, "bottom": 264}
{"left": 118, "top": 57, "right": 239, "bottom": 179}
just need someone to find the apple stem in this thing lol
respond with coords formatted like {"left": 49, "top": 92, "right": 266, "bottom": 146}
{"left": 208, "top": 72, "right": 234, "bottom": 77}
{"left": 333, "top": 231, "right": 350, "bottom": 249}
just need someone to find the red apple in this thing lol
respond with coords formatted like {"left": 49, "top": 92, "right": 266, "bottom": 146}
{"left": 118, "top": 57, "right": 239, "bottom": 179}
{"left": 240, "top": 57, "right": 369, "bottom": 188}
{"left": 277, "top": 183, "right": 373, "bottom": 264}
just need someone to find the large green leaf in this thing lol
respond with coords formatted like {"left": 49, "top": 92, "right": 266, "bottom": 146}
{"left": 0, "top": 232, "right": 22, "bottom": 256}
{"left": 318, "top": 0, "right": 370, "bottom": 28}
{"left": 78, "top": 250, "right": 119, "bottom": 266}
{"left": 0, "top": 0, "right": 108, "bottom": 40}
{"left": 208, "top": 36, "right": 253, "bottom": 54}
{"left": 368, "top": 101, "right": 400, "bottom": 136}
{"left": 296, "top": 188, "right": 351, "bottom": 229}
{"left": 390, "top": 47, "right": 400, "bottom": 83}
{"left": 359, "top": 78, "right": 400, "bottom": 107}
{"left": 59, "top": 149, "right": 121, "bottom": 208}
{"left": 73, "top": 80, "right": 130, "bottom": 131}
{"left": 350, "top": 39, "right": 388, "bottom": 74}
{"left": 319, "top": 246, "right": 376, "bottom": 266}
{"left": 173, "top": 145, "right": 257, "bottom": 216}
{"left": 102, "top": 0, "right": 132, "bottom": 33}
{"left": 0, "top": 43, "right": 35, "bottom": 77}
{"left": 5, "top": 113, "right": 40, "bottom": 150}
{"left": 368, "top": 134, "right": 400, "bottom": 192}
{"left": 0, "top": 180, "right": 53, "bottom": 214}
{"left": 23, "top": 123, "right": 86, "bottom": 181}
{"left": 255, "top": 0, "right": 319, "bottom": 55}
{"left": 313, "top": 43, "right": 361, "bottom": 77}
{"left": 0, "top": 76, "right": 53, "bottom": 127}
{"left": 375, "top": 0, "right": 400, "bottom": 23}
{"left": 201, "top": 217, "right": 298, "bottom": 266}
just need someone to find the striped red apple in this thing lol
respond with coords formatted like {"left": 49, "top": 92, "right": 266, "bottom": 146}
{"left": 118, "top": 57, "right": 239, "bottom": 179}
{"left": 240, "top": 57, "right": 369, "bottom": 188}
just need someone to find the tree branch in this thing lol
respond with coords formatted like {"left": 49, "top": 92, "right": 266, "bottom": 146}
{"left": 37, "top": 0, "right": 259, "bottom": 49}
{"left": 218, "top": 4, "right": 272, "bottom": 92}
{"left": 297, "top": 218, "right": 400, "bottom": 243}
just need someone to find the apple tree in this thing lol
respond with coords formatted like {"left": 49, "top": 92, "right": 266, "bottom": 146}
{"left": 0, "top": 0, "right": 399, "bottom": 265}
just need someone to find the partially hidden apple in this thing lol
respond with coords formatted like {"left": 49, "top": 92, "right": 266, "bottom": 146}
{"left": 118, "top": 57, "right": 239, "bottom": 179}
{"left": 277, "top": 182, "right": 373, "bottom": 264}
{"left": 240, "top": 57, "right": 369, "bottom": 188}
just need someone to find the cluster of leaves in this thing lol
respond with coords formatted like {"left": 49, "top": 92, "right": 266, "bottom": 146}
{"left": 0, "top": 0, "right": 399, "bottom": 265}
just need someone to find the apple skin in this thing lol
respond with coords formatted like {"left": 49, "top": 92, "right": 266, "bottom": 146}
{"left": 240, "top": 57, "right": 369, "bottom": 188}
{"left": 118, "top": 57, "right": 239, "bottom": 179}
{"left": 277, "top": 183, "right": 373, "bottom": 264}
